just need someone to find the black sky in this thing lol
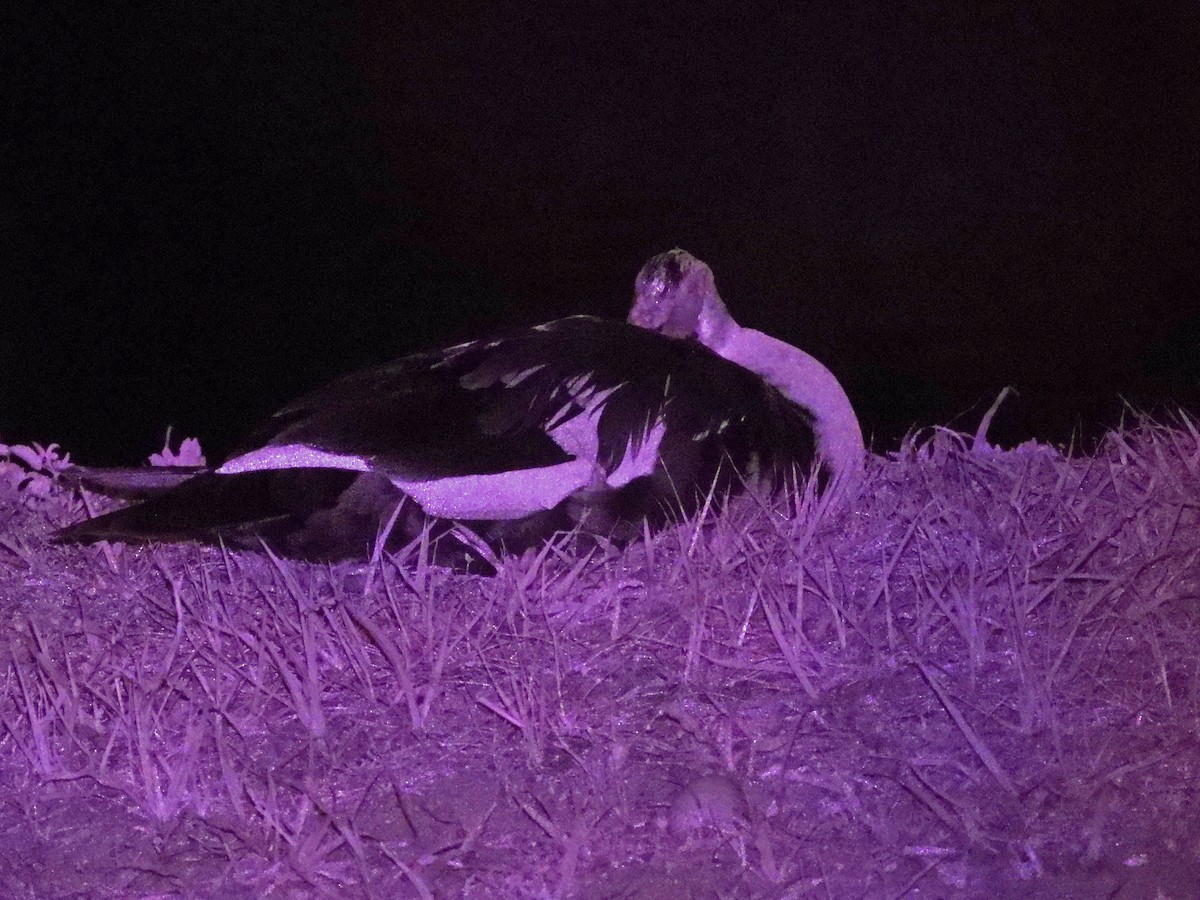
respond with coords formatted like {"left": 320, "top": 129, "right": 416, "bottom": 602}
{"left": 5, "top": 2, "right": 1198, "bottom": 465}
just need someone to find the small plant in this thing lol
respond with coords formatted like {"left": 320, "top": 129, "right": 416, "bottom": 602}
{"left": 0, "top": 439, "right": 71, "bottom": 502}
{"left": 148, "top": 427, "right": 206, "bottom": 467}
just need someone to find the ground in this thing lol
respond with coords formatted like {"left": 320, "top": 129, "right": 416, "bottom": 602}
{"left": 2, "top": 417, "right": 1199, "bottom": 897}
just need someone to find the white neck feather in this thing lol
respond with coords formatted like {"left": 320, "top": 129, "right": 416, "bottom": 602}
{"left": 630, "top": 248, "right": 865, "bottom": 490}
{"left": 699, "top": 295, "right": 864, "bottom": 485}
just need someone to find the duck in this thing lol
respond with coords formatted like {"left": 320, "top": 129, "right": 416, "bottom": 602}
{"left": 57, "top": 250, "right": 863, "bottom": 568}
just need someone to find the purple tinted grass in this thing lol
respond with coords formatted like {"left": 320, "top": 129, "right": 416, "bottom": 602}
{"left": 5, "top": 411, "right": 1200, "bottom": 895}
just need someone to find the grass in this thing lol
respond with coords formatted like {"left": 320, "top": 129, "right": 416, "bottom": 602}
{"left": 1, "top": 411, "right": 1199, "bottom": 897}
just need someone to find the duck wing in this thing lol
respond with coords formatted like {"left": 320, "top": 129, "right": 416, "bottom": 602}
{"left": 57, "top": 317, "right": 819, "bottom": 564}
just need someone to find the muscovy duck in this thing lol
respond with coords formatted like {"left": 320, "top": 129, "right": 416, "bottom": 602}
{"left": 57, "top": 250, "right": 862, "bottom": 567}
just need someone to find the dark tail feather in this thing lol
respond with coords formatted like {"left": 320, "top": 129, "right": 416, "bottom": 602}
{"left": 61, "top": 464, "right": 208, "bottom": 499}
{"left": 57, "top": 469, "right": 406, "bottom": 559}
{"left": 56, "top": 468, "right": 501, "bottom": 570}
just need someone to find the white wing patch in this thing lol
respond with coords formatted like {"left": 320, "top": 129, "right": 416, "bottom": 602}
{"left": 607, "top": 416, "right": 666, "bottom": 487}
{"left": 547, "top": 384, "right": 619, "bottom": 459}
{"left": 396, "top": 380, "right": 663, "bottom": 518}
{"left": 393, "top": 459, "right": 598, "bottom": 519}
{"left": 218, "top": 445, "right": 371, "bottom": 474}
{"left": 429, "top": 341, "right": 478, "bottom": 370}
{"left": 501, "top": 364, "right": 548, "bottom": 387}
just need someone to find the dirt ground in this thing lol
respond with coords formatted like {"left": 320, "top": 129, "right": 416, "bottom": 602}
{"left": 2, "top": 420, "right": 1199, "bottom": 897}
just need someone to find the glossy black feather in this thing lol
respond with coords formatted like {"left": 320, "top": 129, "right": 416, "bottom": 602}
{"left": 58, "top": 317, "right": 820, "bottom": 565}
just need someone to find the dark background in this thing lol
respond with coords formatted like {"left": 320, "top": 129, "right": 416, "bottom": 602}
{"left": 5, "top": 2, "right": 1198, "bottom": 465}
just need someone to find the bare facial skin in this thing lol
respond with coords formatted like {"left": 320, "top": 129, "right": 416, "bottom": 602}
{"left": 629, "top": 249, "right": 713, "bottom": 339}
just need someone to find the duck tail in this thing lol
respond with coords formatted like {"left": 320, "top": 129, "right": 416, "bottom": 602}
{"left": 61, "top": 464, "right": 209, "bottom": 499}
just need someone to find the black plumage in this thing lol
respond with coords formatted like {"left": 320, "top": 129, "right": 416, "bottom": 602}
{"left": 58, "top": 315, "right": 821, "bottom": 568}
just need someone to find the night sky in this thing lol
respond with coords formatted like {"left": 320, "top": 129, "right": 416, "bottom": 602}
{"left": 6, "top": 3, "right": 1198, "bottom": 466}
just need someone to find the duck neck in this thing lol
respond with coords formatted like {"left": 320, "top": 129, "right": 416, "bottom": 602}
{"left": 704, "top": 318, "right": 865, "bottom": 485}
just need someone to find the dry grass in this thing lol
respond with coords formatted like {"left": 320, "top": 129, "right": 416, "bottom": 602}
{"left": 1, "top": 411, "right": 1199, "bottom": 898}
